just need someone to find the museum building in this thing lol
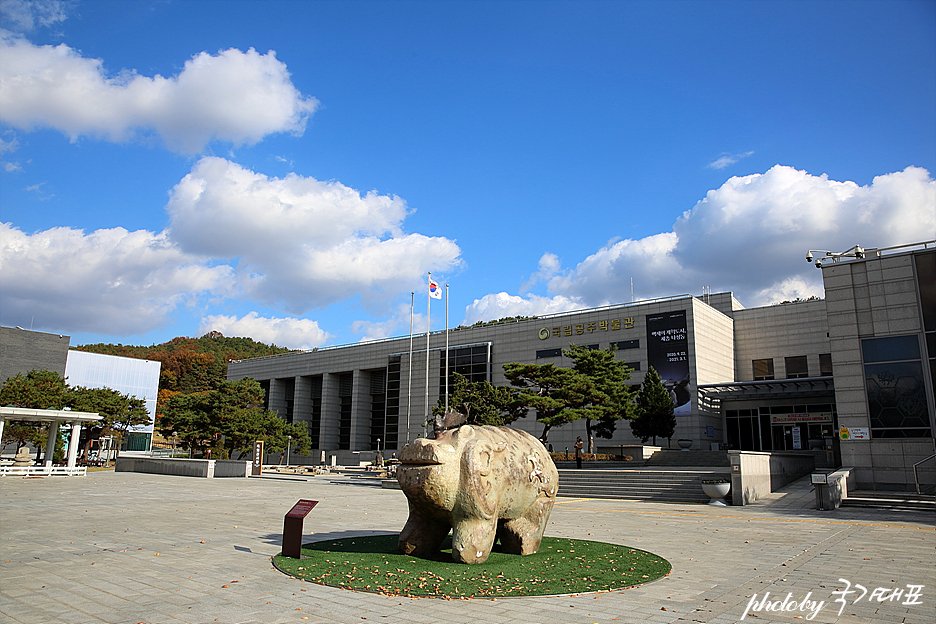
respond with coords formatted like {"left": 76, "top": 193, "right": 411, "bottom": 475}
{"left": 228, "top": 241, "right": 935, "bottom": 492}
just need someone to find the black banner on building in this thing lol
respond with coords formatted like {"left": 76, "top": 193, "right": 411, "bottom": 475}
{"left": 646, "top": 309, "right": 691, "bottom": 415}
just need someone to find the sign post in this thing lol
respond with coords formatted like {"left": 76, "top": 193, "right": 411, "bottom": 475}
{"left": 251, "top": 440, "right": 264, "bottom": 476}
{"left": 282, "top": 499, "right": 318, "bottom": 559}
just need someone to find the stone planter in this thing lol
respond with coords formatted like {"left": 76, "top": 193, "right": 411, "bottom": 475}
{"left": 677, "top": 439, "right": 692, "bottom": 451}
{"left": 701, "top": 480, "right": 731, "bottom": 506}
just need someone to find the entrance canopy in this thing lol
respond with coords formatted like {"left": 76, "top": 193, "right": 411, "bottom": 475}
{"left": 698, "top": 376, "right": 835, "bottom": 401}
{"left": 0, "top": 406, "right": 103, "bottom": 476}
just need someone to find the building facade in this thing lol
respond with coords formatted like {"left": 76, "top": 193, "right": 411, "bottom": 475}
{"left": 229, "top": 241, "right": 935, "bottom": 491}
{"left": 64, "top": 350, "right": 162, "bottom": 451}
{"left": 0, "top": 329, "right": 161, "bottom": 453}
{"left": 0, "top": 326, "right": 70, "bottom": 384}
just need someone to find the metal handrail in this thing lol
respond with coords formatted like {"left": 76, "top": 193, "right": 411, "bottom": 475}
{"left": 912, "top": 453, "right": 936, "bottom": 495}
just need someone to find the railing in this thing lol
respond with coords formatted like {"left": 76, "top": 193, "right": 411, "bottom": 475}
{"left": 912, "top": 453, "right": 936, "bottom": 495}
{"left": 0, "top": 465, "right": 88, "bottom": 477}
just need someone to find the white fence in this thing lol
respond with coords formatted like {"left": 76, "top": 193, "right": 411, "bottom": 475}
{"left": 0, "top": 465, "right": 88, "bottom": 477}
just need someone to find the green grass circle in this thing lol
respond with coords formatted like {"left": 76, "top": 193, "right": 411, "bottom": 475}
{"left": 273, "top": 534, "right": 671, "bottom": 598}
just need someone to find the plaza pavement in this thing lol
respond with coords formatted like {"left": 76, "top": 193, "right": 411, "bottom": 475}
{"left": 0, "top": 470, "right": 933, "bottom": 624}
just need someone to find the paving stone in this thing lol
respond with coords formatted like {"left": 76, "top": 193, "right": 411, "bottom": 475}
{"left": 1, "top": 471, "right": 933, "bottom": 624}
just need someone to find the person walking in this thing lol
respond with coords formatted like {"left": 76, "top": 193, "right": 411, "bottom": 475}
{"left": 574, "top": 436, "right": 584, "bottom": 469}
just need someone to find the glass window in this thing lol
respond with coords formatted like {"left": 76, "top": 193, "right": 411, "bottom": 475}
{"left": 785, "top": 356, "right": 809, "bottom": 378}
{"left": 819, "top": 353, "right": 833, "bottom": 376}
{"left": 753, "top": 359, "right": 774, "bottom": 380}
{"left": 862, "top": 335, "right": 920, "bottom": 363}
{"left": 440, "top": 345, "right": 491, "bottom": 394}
{"left": 862, "top": 335, "right": 931, "bottom": 438}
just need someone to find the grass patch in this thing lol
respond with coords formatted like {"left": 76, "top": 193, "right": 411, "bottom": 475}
{"left": 273, "top": 534, "right": 670, "bottom": 598}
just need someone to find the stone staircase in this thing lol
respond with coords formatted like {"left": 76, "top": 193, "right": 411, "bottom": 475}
{"left": 553, "top": 449, "right": 732, "bottom": 503}
{"left": 840, "top": 490, "right": 936, "bottom": 512}
{"left": 643, "top": 448, "right": 731, "bottom": 467}
{"left": 556, "top": 467, "right": 730, "bottom": 503}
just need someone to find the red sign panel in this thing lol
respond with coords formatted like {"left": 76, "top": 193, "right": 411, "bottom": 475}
{"left": 286, "top": 499, "right": 318, "bottom": 518}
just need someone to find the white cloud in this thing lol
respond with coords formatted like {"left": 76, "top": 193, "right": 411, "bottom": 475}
{"left": 476, "top": 165, "right": 935, "bottom": 318}
{"left": 707, "top": 150, "right": 754, "bottom": 170}
{"left": 0, "top": 32, "right": 317, "bottom": 153}
{"left": 0, "top": 157, "right": 463, "bottom": 339}
{"left": 0, "top": 0, "right": 70, "bottom": 32}
{"left": 0, "top": 223, "right": 236, "bottom": 335}
{"left": 669, "top": 165, "right": 936, "bottom": 300}
{"left": 198, "top": 312, "right": 330, "bottom": 350}
{"left": 0, "top": 135, "right": 20, "bottom": 171}
{"left": 351, "top": 301, "right": 424, "bottom": 343}
{"left": 462, "top": 292, "right": 588, "bottom": 326}
{"left": 166, "top": 157, "right": 462, "bottom": 312}
{"left": 546, "top": 232, "right": 681, "bottom": 304}
{"left": 520, "top": 252, "right": 561, "bottom": 292}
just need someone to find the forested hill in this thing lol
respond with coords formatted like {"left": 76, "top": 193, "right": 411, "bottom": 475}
{"left": 73, "top": 331, "right": 293, "bottom": 393}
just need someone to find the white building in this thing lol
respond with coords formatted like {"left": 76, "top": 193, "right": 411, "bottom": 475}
{"left": 64, "top": 350, "right": 161, "bottom": 451}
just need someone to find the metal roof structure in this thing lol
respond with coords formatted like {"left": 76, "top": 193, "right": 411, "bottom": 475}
{"left": 697, "top": 376, "right": 835, "bottom": 400}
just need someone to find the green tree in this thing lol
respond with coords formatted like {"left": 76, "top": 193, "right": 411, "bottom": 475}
{"left": 75, "top": 332, "right": 292, "bottom": 393}
{"left": 70, "top": 386, "right": 150, "bottom": 460}
{"left": 432, "top": 373, "right": 526, "bottom": 426}
{"left": 564, "top": 344, "right": 637, "bottom": 453}
{"left": 0, "top": 369, "right": 71, "bottom": 409}
{"left": 0, "top": 370, "right": 71, "bottom": 460}
{"left": 0, "top": 421, "right": 42, "bottom": 454}
{"left": 503, "top": 362, "right": 586, "bottom": 442}
{"left": 156, "top": 378, "right": 308, "bottom": 459}
{"left": 630, "top": 366, "right": 676, "bottom": 446}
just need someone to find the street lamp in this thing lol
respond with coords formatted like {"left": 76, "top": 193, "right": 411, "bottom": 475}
{"left": 286, "top": 435, "right": 292, "bottom": 466}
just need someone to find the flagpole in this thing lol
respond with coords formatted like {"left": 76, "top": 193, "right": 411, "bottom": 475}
{"left": 407, "top": 291, "right": 414, "bottom": 444}
{"left": 425, "top": 273, "right": 432, "bottom": 437}
{"left": 445, "top": 283, "right": 450, "bottom": 413}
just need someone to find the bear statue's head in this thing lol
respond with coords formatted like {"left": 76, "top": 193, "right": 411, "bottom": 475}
{"left": 397, "top": 425, "right": 508, "bottom": 519}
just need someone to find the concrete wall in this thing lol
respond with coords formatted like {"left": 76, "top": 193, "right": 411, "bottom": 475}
{"left": 0, "top": 326, "right": 70, "bottom": 384}
{"left": 115, "top": 457, "right": 250, "bottom": 478}
{"left": 691, "top": 298, "right": 736, "bottom": 446}
{"left": 822, "top": 250, "right": 934, "bottom": 490}
{"left": 728, "top": 451, "right": 816, "bottom": 505}
{"left": 732, "top": 299, "right": 830, "bottom": 382}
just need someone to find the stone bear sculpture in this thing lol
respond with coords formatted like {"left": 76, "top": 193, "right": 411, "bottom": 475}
{"left": 396, "top": 424, "right": 558, "bottom": 564}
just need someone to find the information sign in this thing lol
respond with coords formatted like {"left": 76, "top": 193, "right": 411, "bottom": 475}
{"left": 251, "top": 440, "right": 263, "bottom": 476}
{"left": 282, "top": 499, "right": 319, "bottom": 559}
{"left": 286, "top": 499, "right": 318, "bottom": 518}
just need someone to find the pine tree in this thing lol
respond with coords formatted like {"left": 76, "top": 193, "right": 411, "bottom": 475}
{"left": 630, "top": 366, "right": 676, "bottom": 446}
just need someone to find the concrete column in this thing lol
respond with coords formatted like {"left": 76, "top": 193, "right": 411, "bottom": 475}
{"left": 66, "top": 421, "right": 81, "bottom": 468}
{"left": 0, "top": 419, "right": 5, "bottom": 453}
{"left": 267, "top": 378, "right": 287, "bottom": 418}
{"left": 45, "top": 420, "right": 60, "bottom": 467}
{"left": 294, "top": 376, "right": 312, "bottom": 427}
{"left": 320, "top": 373, "right": 341, "bottom": 449}
{"left": 352, "top": 369, "right": 370, "bottom": 451}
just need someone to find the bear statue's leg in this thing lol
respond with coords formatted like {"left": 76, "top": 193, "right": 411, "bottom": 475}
{"left": 497, "top": 496, "right": 555, "bottom": 555}
{"left": 398, "top": 506, "right": 451, "bottom": 557}
{"left": 451, "top": 516, "right": 498, "bottom": 564}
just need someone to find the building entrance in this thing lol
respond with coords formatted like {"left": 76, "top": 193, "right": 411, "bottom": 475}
{"left": 726, "top": 403, "right": 837, "bottom": 452}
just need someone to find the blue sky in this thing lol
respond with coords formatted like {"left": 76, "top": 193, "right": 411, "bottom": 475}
{"left": 1, "top": 0, "right": 934, "bottom": 350}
